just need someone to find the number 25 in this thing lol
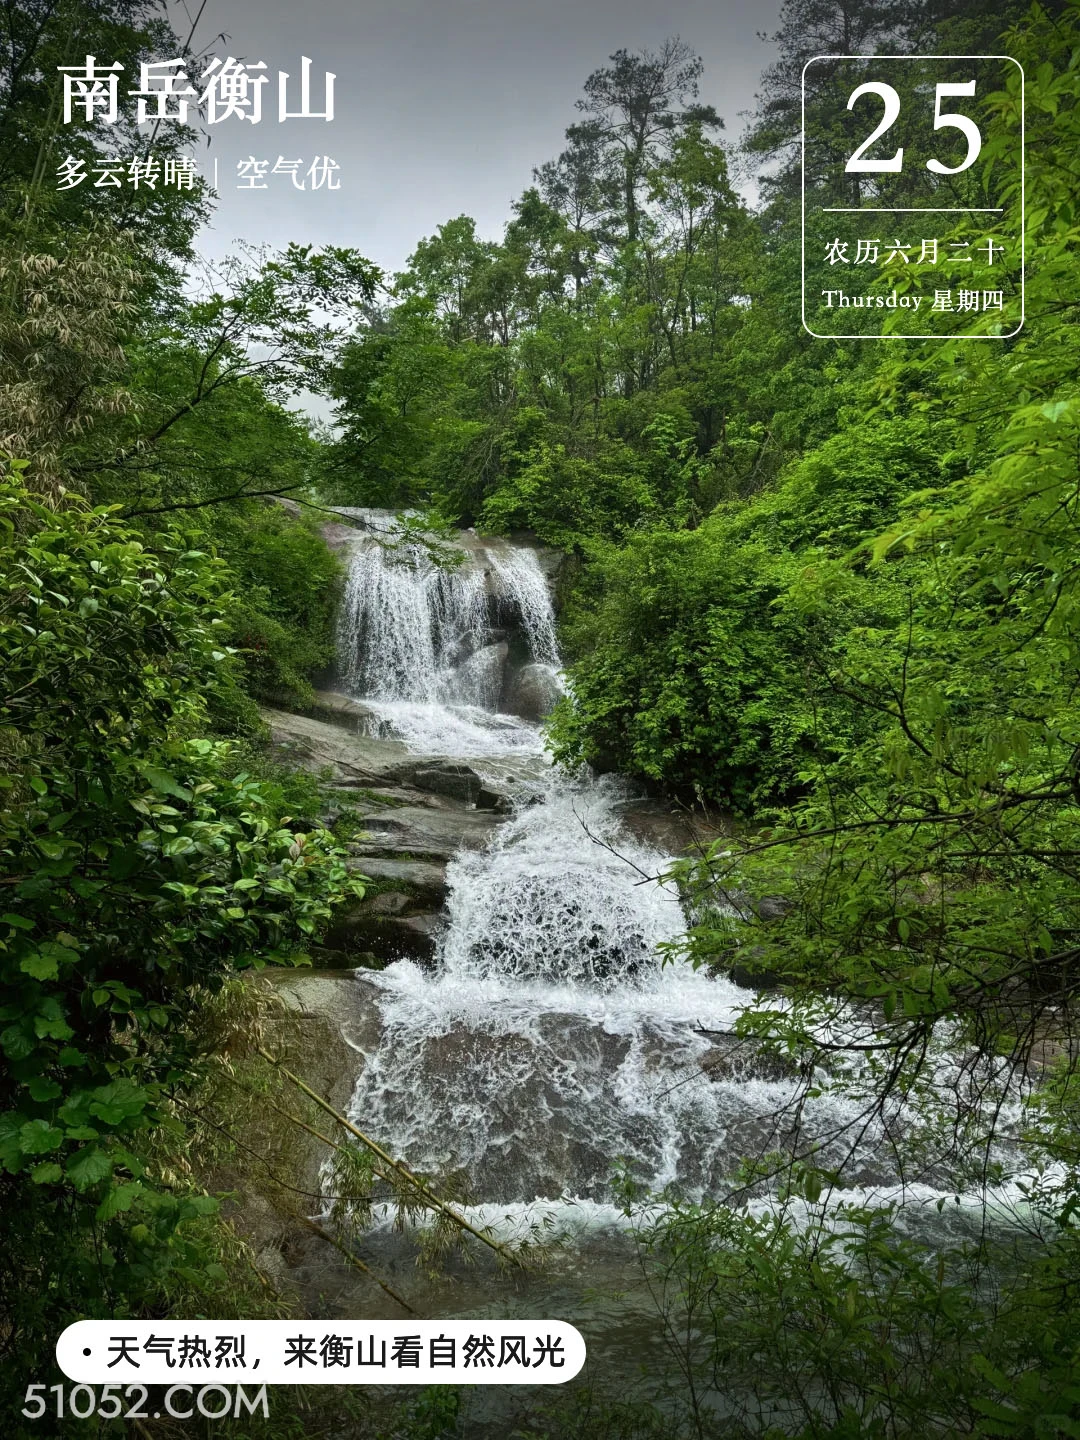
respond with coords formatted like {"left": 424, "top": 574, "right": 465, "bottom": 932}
{"left": 844, "top": 80, "right": 981, "bottom": 175}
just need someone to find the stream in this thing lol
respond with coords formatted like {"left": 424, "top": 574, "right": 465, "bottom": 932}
{"left": 302, "top": 516, "right": 1043, "bottom": 1428}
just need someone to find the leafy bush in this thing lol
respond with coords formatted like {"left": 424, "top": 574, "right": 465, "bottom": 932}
{"left": 211, "top": 501, "right": 343, "bottom": 710}
{"left": 0, "top": 469, "right": 362, "bottom": 1386}
{"left": 551, "top": 421, "right": 946, "bottom": 809}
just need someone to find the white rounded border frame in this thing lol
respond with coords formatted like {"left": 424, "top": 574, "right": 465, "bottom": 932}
{"left": 799, "top": 54, "right": 1025, "bottom": 341}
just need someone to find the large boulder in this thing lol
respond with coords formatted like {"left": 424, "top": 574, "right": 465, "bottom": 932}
{"left": 354, "top": 857, "right": 449, "bottom": 905}
{"left": 262, "top": 706, "right": 409, "bottom": 784}
{"left": 305, "top": 690, "right": 380, "bottom": 735}
{"left": 503, "top": 663, "right": 564, "bottom": 721}
{"left": 349, "top": 804, "right": 500, "bottom": 861}
{"left": 325, "top": 905, "right": 443, "bottom": 964}
{"left": 196, "top": 969, "right": 377, "bottom": 1294}
{"left": 398, "top": 761, "right": 485, "bottom": 805}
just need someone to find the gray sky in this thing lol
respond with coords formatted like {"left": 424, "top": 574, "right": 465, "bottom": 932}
{"left": 173, "top": 0, "right": 780, "bottom": 278}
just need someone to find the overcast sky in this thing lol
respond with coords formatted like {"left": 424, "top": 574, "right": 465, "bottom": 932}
{"left": 171, "top": 0, "right": 781, "bottom": 278}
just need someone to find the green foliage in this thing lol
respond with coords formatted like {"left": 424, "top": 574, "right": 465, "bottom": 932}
{"left": 81, "top": 244, "right": 380, "bottom": 512}
{"left": 327, "top": 301, "right": 474, "bottom": 509}
{"left": 678, "top": 2, "right": 1080, "bottom": 1018}
{"left": 477, "top": 421, "right": 668, "bottom": 548}
{"left": 211, "top": 500, "right": 343, "bottom": 709}
{"left": 0, "top": 232, "right": 141, "bottom": 493}
{"left": 0, "top": 471, "right": 362, "bottom": 1383}
{"left": 325, "top": 49, "right": 764, "bottom": 545}
{"left": 617, "top": 1188, "right": 1080, "bottom": 1440}
{"left": 605, "top": 13, "right": 1080, "bottom": 1437}
{"left": 551, "top": 420, "right": 945, "bottom": 808}
{"left": 4, "top": 2, "right": 1080, "bottom": 1434}
{"left": 0, "top": 0, "right": 210, "bottom": 259}
{"left": 550, "top": 527, "right": 829, "bottom": 809}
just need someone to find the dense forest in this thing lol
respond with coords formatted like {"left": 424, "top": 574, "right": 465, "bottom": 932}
{"left": 2, "top": 0, "right": 1080, "bottom": 1434}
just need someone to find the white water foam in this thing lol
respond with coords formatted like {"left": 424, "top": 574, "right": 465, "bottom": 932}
{"left": 357, "top": 1166, "right": 1059, "bottom": 1252}
{"left": 346, "top": 772, "right": 901, "bottom": 1209}
{"left": 358, "top": 700, "right": 547, "bottom": 761}
{"left": 336, "top": 531, "right": 562, "bottom": 759}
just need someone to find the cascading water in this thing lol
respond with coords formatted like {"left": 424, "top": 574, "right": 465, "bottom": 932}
{"left": 324, "top": 520, "right": 1036, "bottom": 1383}
{"left": 338, "top": 546, "right": 488, "bottom": 704}
{"left": 485, "top": 547, "right": 560, "bottom": 668}
{"left": 336, "top": 527, "right": 561, "bottom": 757}
{"left": 351, "top": 780, "right": 1025, "bottom": 1220}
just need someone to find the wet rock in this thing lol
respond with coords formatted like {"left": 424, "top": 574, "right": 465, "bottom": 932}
{"left": 728, "top": 890, "right": 795, "bottom": 923}
{"left": 262, "top": 707, "right": 409, "bottom": 786}
{"left": 332, "top": 853, "right": 453, "bottom": 962}
{"left": 326, "top": 906, "right": 442, "bottom": 963}
{"left": 265, "top": 707, "right": 514, "bottom": 889}
{"left": 619, "top": 796, "right": 728, "bottom": 855}
{"left": 305, "top": 690, "right": 380, "bottom": 735}
{"left": 728, "top": 952, "right": 785, "bottom": 991}
{"left": 398, "top": 912, "right": 442, "bottom": 949}
{"left": 503, "top": 662, "right": 564, "bottom": 721}
{"left": 497, "top": 536, "right": 565, "bottom": 597}
{"left": 330, "top": 782, "right": 437, "bottom": 809}
{"left": 350, "top": 804, "right": 501, "bottom": 861}
{"left": 193, "top": 968, "right": 378, "bottom": 1296}
{"left": 720, "top": 894, "right": 794, "bottom": 990}
{"left": 352, "top": 856, "right": 449, "bottom": 906}
{"left": 386, "top": 1017, "right": 637, "bottom": 1203}
{"left": 529, "top": 545, "right": 565, "bottom": 585}
{"left": 267, "top": 712, "right": 487, "bottom": 808}
{"left": 752, "top": 894, "right": 794, "bottom": 922}
{"left": 699, "top": 1037, "right": 796, "bottom": 1083}
{"left": 370, "top": 891, "right": 409, "bottom": 915}
{"left": 476, "top": 786, "right": 513, "bottom": 813}
{"left": 473, "top": 768, "right": 549, "bottom": 810}
{"left": 394, "top": 760, "right": 484, "bottom": 805}
{"left": 320, "top": 520, "right": 368, "bottom": 552}
{"left": 351, "top": 950, "right": 389, "bottom": 972}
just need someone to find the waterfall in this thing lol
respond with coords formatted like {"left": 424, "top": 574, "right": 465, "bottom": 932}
{"left": 439, "top": 774, "right": 681, "bottom": 989}
{"left": 330, "top": 523, "right": 1029, "bottom": 1290}
{"left": 485, "top": 547, "right": 559, "bottom": 667}
{"left": 350, "top": 775, "right": 761, "bottom": 1207}
{"left": 335, "top": 531, "right": 563, "bottom": 756}
{"left": 337, "top": 542, "right": 490, "bottom": 704}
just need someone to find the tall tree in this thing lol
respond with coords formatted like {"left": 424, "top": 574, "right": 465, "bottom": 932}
{"left": 746, "top": 0, "right": 913, "bottom": 206}
{"left": 0, "top": 0, "right": 208, "bottom": 260}
{"left": 567, "top": 38, "right": 721, "bottom": 247}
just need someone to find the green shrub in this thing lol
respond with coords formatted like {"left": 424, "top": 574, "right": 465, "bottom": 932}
{"left": 551, "top": 421, "right": 946, "bottom": 809}
{"left": 0, "top": 469, "right": 362, "bottom": 1391}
